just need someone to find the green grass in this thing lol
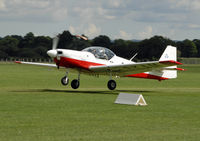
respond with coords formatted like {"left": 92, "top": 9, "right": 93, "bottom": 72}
{"left": 0, "top": 63, "right": 200, "bottom": 141}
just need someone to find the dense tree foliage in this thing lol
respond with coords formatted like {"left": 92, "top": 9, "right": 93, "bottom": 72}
{"left": 92, "top": 35, "right": 111, "bottom": 47}
{"left": 193, "top": 39, "right": 200, "bottom": 57}
{"left": 0, "top": 30, "right": 200, "bottom": 60}
{"left": 177, "top": 39, "right": 198, "bottom": 57}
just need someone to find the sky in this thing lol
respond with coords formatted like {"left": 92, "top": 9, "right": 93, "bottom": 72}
{"left": 0, "top": 0, "right": 200, "bottom": 40}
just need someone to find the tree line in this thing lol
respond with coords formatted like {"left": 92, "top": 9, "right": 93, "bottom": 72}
{"left": 0, "top": 30, "right": 200, "bottom": 61}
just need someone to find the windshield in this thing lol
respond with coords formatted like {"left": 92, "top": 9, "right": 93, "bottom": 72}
{"left": 82, "top": 46, "right": 115, "bottom": 60}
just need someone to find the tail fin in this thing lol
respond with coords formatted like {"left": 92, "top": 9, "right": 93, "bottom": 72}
{"left": 159, "top": 45, "right": 177, "bottom": 61}
{"left": 150, "top": 45, "right": 178, "bottom": 79}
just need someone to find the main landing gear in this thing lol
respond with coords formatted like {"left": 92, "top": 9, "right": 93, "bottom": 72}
{"left": 61, "top": 71, "right": 117, "bottom": 90}
{"left": 107, "top": 80, "right": 116, "bottom": 90}
{"left": 71, "top": 79, "right": 80, "bottom": 89}
{"left": 61, "top": 71, "right": 80, "bottom": 89}
{"left": 107, "top": 73, "right": 117, "bottom": 90}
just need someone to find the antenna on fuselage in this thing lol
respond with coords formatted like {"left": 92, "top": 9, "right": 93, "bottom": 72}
{"left": 130, "top": 53, "right": 138, "bottom": 61}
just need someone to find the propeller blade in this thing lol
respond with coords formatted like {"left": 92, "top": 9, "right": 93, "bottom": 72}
{"left": 56, "top": 50, "right": 61, "bottom": 69}
{"left": 52, "top": 36, "right": 59, "bottom": 50}
{"left": 76, "top": 35, "right": 88, "bottom": 40}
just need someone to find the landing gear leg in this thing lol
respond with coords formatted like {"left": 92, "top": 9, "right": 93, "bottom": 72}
{"left": 61, "top": 71, "right": 69, "bottom": 85}
{"left": 107, "top": 73, "right": 117, "bottom": 90}
{"left": 71, "top": 72, "right": 80, "bottom": 89}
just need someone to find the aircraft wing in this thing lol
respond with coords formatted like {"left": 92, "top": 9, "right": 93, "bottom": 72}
{"left": 15, "top": 61, "right": 57, "bottom": 67}
{"left": 89, "top": 60, "right": 182, "bottom": 76}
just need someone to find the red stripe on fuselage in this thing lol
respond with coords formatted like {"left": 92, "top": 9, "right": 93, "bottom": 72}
{"left": 126, "top": 73, "right": 168, "bottom": 81}
{"left": 54, "top": 57, "right": 103, "bottom": 69}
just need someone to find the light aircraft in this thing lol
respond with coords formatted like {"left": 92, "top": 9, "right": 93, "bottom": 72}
{"left": 16, "top": 35, "right": 184, "bottom": 90}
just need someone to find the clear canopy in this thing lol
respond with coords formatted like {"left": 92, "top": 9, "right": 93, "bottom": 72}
{"left": 82, "top": 46, "right": 115, "bottom": 60}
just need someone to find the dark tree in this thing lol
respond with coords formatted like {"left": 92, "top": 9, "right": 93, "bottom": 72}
{"left": 193, "top": 39, "right": 200, "bottom": 57}
{"left": 58, "top": 30, "right": 73, "bottom": 49}
{"left": 18, "top": 32, "right": 35, "bottom": 48}
{"left": 18, "top": 48, "right": 41, "bottom": 58}
{"left": 69, "top": 36, "right": 91, "bottom": 51}
{"left": 92, "top": 35, "right": 111, "bottom": 47}
{"left": 34, "top": 36, "right": 51, "bottom": 48}
{"left": 0, "top": 30, "right": 200, "bottom": 60}
{"left": 0, "top": 50, "right": 8, "bottom": 58}
{"left": 0, "top": 36, "right": 19, "bottom": 57}
{"left": 11, "top": 35, "right": 23, "bottom": 42}
{"left": 110, "top": 39, "right": 128, "bottom": 58}
{"left": 177, "top": 39, "right": 198, "bottom": 57}
{"left": 138, "top": 36, "right": 175, "bottom": 60}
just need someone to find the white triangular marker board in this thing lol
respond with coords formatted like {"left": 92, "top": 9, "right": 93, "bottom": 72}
{"left": 115, "top": 93, "right": 147, "bottom": 106}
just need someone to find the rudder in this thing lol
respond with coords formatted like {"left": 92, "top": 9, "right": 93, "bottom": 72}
{"left": 159, "top": 45, "right": 177, "bottom": 61}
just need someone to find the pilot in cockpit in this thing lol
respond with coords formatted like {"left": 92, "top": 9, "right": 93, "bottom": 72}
{"left": 99, "top": 49, "right": 108, "bottom": 60}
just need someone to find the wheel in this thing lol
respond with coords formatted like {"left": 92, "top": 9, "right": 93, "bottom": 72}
{"left": 71, "top": 79, "right": 80, "bottom": 89}
{"left": 61, "top": 76, "right": 69, "bottom": 85}
{"left": 107, "top": 80, "right": 116, "bottom": 90}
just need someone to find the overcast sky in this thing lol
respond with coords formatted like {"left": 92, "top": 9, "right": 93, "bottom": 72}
{"left": 0, "top": 0, "right": 200, "bottom": 40}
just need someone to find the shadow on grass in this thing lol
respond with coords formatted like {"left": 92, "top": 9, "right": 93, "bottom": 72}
{"left": 11, "top": 88, "right": 153, "bottom": 95}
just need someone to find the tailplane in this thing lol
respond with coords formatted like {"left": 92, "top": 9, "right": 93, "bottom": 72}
{"left": 151, "top": 45, "right": 178, "bottom": 79}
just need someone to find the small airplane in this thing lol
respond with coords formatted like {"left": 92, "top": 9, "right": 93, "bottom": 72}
{"left": 16, "top": 35, "right": 184, "bottom": 90}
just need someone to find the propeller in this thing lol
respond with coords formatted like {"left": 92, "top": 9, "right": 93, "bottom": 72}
{"left": 75, "top": 35, "right": 88, "bottom": 40}
{"left": 47, "top": 34, "right": 88, "bottom": 69}
{"left": 52, "top": 36, "right": 59, "bottom": 50}
{"left": 54, "top": 36, "right": 61, "bottom": 69}
{"left": 47, "top": 35, "right": 60, "bottom": 69}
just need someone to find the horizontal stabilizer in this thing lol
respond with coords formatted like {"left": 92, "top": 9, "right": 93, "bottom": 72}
{"left": 151, "top": 45, "right": 180, "bottom": 79}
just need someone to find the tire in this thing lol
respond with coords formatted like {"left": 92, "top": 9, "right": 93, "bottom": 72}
{"left": 107, "top": 80, "right": 116, "bottom": 90}
{"left": 61, "top": 76, "right": 69, "bottom": 85}
{"left": 71, "top": 79, "right": 80, "bottom": 89}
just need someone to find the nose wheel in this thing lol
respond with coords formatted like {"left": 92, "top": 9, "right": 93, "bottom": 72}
{"left": 61, "top": 70, "right": 69, "bottom": 85}
{"left": 107, "top": 80, "right": 116, "bottom": 90}
{"left": 61, "top": 76, "right": 69, "bottom": 85}
{"left": 61, "top": 71, "right": 80, "bottom": 89}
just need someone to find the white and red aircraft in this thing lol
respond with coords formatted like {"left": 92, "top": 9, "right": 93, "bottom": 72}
{"left": 16, "top": 36, "right": 184, "bottom": 90}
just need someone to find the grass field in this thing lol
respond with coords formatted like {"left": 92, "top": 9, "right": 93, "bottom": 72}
{"left": 0, "top": 63, "right": 200, "bottom": 141}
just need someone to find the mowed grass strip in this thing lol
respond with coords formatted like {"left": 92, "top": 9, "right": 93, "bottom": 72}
{"left": 0, "top": 63, "right": 200, "bottom": 141}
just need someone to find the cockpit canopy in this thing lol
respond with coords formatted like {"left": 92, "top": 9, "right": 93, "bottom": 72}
{"left": 82, "top": 46, "right": 115, "bottom": 60}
